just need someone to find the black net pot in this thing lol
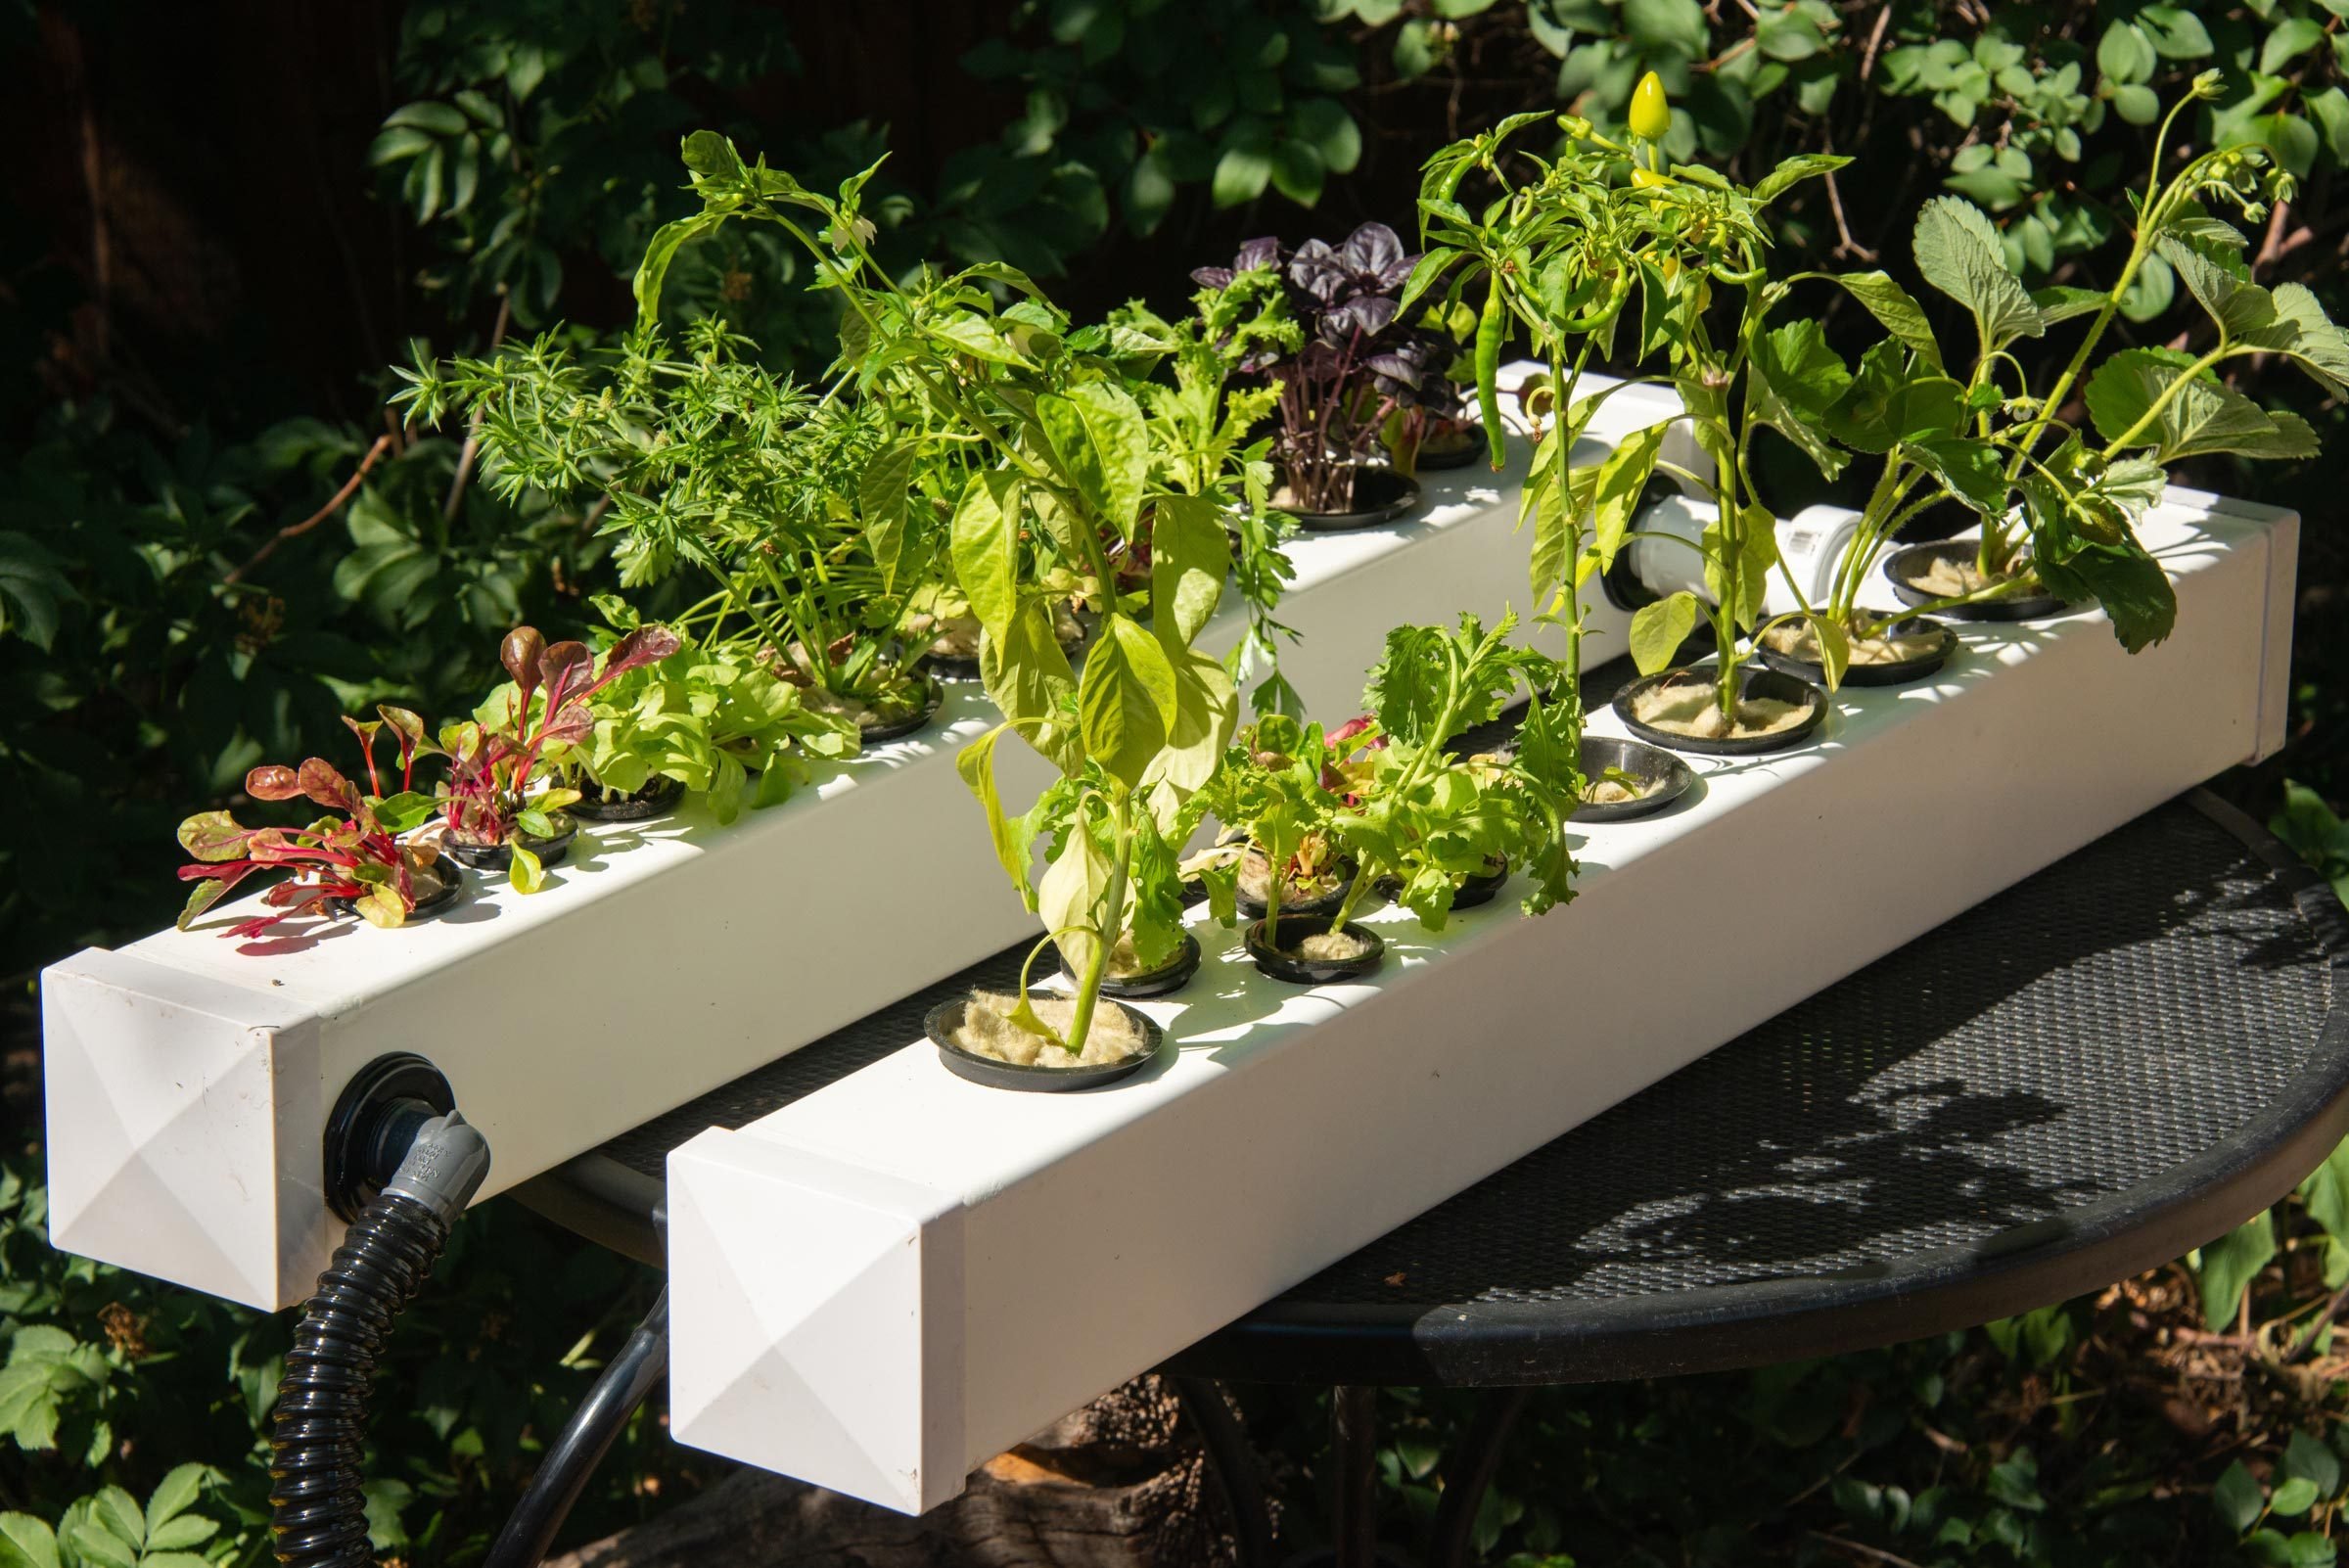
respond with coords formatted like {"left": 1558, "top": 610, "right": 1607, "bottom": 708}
{"left": 1413, "top": 423, "right": 1488, "bottom": 471}
{"left": 1059, "top": 930, "right": 1204, "bottom": 1000}
{"left": 924, "top": 994, "right": 1165, "bottom": 1092}
{"left": 925, "top": 610, "right": 1096, "bottom": 684}
{"left": 1611, "top": 666, "right": 1829, "bottom": 759}
{"left": 1246, "top": 913, "right": 1385, "bottom": 985}
{"left": 568, "top": 773, "right": 686, "bottom": 823}
{"left": 444, "top": 813, "right": 577, "bottom": 872}
{"left": 856, "top": 675, "right": 948, "bottom": 744}
{"left": 1883, "top": 541, "right": 2071, "bottom": 622}
{"left": 1750, "top": 614, "right": 1958, "bottom": 689}
{"left": 1376, "top": 857, "right": 1508, "bottom": 911}
{"left": 1234, "top": 853, "right": 1362, "bottom": 920}
{"left": 321, "top": 857, "right": 468, "bottom": 923}
{"left": 1573, "top": 735, "right": 1696, "bottom": 824}
{"left": 1282, "top": 467, "right": 1422, "bottom": 532}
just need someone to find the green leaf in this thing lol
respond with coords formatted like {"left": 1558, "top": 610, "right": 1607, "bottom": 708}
{"left": 631, "top": 212, "right": 723, "bottom": 329}
{"left": 1036, "top": 815, "right": 1112, "bottom": 1002}
{"left": 1078, "top": 615, "right": 1178, "bottom": 790}
{"left": 1148, "top": 495, "right": 1228, "bottom": 651}
{"left": 90, "top": 1489, "right": 144, "bottom": 1556}
{"left": 1590, "top": 423, "right": 1668, "bottom": 571}
{"left": 2272, "top": 1477, "right": 2322, "bottom": 1518}
{"left": 2283, "top": 1428, "right": 2341, "bottom": 1499}
{"left": 949, "top": 472, "right": 1022, "bottom": 648}
{"left": 1629, "top": 592, "right": 1700, "bottom": 675}
{"left": 2031, "top": 285, "right": 2106, "bottom": 326}
{"left": 957, "top": 725, "right": 1036, "bottom": 904}
{"left": 1212, "top": 141, "right": 1272, "bottom": 207}
{"left": 1913, "top": 195, "right": 2043, "bottom": 350}
{"left": 1291, "top": 97, "right": 1362, "bottom": 174}
{"left": 1751, "top": 153, "right": 1848, "bottom": 206}
{"left": 982, "top": 604, "right": 1083, "bottom": 774}
{"left": 2110, "top": 82, "right": 2161, "bottom": 124}
{"left": 2034, "top": 536, "right": 2177, "bottom": 652}
{"left": 2085, "top": 348, "right": 2320, "bottom": 460}
{"left": 1819, "top": 272, "right": 1943, "bottom": 371}
{"left": 0, "top": 532, "right": 72, "bottom": 651}
{"left": 1143, "top": 646, "right": 1238, "bottom": 801}
{"left": 1908, "top": 436, "right": 2005, "bottom": 514}
{"left": 2263, "top": 15, "right": 2328, "bottom": 73}
{"left": 2198, "top": 1210, "right": 2277, "bottom": 1331}
{"left": 1820, "top": 341, "right": 1963, "bottom": 454}
{"left": 2097, "top": 22, "right": 2156, "bottom": 84}
{"left": 2139, "top": 5, "right": 2213, "bottom": 57}
{"left": 0, "top": 1514, "right": 57, "bottom": 1568}
{"left": 144, "top": 1466, "right": 207, "bottom": 1537}
{"left": 1063, "top": 381, "right": 1151, "bottom": 533}
{"left": 857, "top": 443, "right": 918, "bottom": 593}
{"left": 2157, "top": 230, "right": 2274, "bottom": 339}
{"left": 1268, "top": 140, "right": 1325, "bottom": 206}
{"left": 931, "top": 312, "right": 1032, "bottom": 367}
{"left": 510, "top": 841, "right": 545, "bottom": 896}
{"left": 2214, "top": 1459, "right": 2267, "bottom": 1535}
{"left": 1748, "top": 320, "right": 1851, "bottom": 479}
{"left": 383, "top": 99, "right": 468, "bottom": 136}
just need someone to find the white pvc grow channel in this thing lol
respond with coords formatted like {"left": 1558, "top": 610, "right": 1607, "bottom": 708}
{"left": 41, "top": 367, "right": 1663, "bottom": 1312}
{"left": 663, "top": 483, "right": 2295, "bottom": 1514}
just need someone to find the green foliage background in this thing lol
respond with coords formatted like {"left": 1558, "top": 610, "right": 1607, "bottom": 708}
{"left": 2, "top": 1, "right": 2346, "bottom": 1563}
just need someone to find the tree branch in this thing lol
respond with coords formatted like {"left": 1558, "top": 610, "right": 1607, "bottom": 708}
{"left": 224, "top": 434, "right": 394, "bottom": 586}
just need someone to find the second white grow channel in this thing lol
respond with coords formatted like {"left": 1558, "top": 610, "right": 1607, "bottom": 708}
{"left": 666, "top": 484, "right": 2296, "bottom": 1514}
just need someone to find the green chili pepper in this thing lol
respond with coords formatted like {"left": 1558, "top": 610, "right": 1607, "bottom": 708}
{"left": 1475, "top": 283, "right": 1507, "bottom": 471}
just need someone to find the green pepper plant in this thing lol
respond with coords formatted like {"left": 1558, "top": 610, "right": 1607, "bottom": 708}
{"left": 1405, "top": 76, "right": 1858, "bottom": 727}
{"left": 627, "top": 132, "right": 1265, "bottom": 1056}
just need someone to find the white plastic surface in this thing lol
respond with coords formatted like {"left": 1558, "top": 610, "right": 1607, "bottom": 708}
{"left": 667, "top": 487, "right": 2298, "bottom": 1514}
{"left": 42, "top": 368, "right": 1668, "bottom": 1310}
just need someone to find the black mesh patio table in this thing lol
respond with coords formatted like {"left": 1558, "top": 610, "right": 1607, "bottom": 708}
{"left": 519, "top": 787, "right": 2349, "bottom": 1568}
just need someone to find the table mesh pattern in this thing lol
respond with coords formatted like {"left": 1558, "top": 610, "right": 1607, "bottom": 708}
{"left": 1276, "top": 799, "right": 2333, "bottom": 1308}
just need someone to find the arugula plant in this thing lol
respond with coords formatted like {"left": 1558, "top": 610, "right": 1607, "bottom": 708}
{"left": 396, "top": 317, "right": 942, "bottom": 734}
{"left": 438, "top": 624, "right": 682, "bottom": 891}
{"left": 1197, "top": 615, "right": 1583, "bottom": 949}
{"left": 499, "top": 603, "right": 861, "bottom": 826}
{"left": 623, "top": 132, "right": 1267, "bottom": 1052}
{"left": 175, "top": 710, "right": 446, "bottom": 938}
{"left": 1191, "top": 224, "right": 1448, "bottom": 514}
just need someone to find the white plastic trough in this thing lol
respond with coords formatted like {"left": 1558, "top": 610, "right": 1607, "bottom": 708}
{"left": 40, "top": 369, "right": 1666, "bottom": 1312}
{"left": 663, "top": 483, "right": 2296, "bottom": 1514}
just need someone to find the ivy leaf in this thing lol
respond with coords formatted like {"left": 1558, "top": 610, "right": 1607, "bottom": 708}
{"left": 1629, "top": 592, "right": 1700, "bottom": 675}
{"left": 1913, "top": 195, "right": 2044, "bottom": 350}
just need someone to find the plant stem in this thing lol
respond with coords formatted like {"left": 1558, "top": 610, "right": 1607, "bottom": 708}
{"left": 1063, "top": 791, "right": 1131, "bottom": 1055}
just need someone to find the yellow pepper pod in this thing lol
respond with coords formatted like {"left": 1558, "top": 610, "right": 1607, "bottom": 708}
{"left": 1629, "top": 71, "right": 1672, "bottom": 143}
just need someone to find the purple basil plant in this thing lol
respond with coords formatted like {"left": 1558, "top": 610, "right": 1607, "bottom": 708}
{"left": 1193, "top": 222, "right": 1464, "bottom": 513}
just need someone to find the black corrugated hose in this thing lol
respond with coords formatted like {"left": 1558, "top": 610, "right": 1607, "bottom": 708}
{"left": 269, "top": 1110, "right": 490, "bottom": 1567}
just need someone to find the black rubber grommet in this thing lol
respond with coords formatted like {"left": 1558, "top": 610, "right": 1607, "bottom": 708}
{"left": 324, "top": 1054, "right": 454, "bottom": 1222}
